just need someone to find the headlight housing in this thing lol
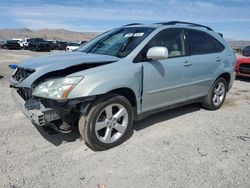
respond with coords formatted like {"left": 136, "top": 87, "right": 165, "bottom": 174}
{"left": 33, "top": 77, "right": 83, "bottom": 100}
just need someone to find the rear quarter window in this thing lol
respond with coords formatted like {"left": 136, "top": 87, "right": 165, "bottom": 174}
{"left": 187, "top": 30, "right": 225, "bottom": 55}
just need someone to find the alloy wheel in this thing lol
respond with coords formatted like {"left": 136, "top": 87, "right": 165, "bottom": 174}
{"left": 212, "top": 82, "right": 225, "bottom": 106}
{"left": 95, "top": 103, "right": 128, "bottom": 144}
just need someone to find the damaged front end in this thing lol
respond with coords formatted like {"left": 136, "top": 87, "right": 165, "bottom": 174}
{"left": 9, "top": 52, "right": 119, "bottom": 132}
{"left": 10, "top": 66, "right": 63, "bottom": 129}
{"left": 10, "top": 67, "right": 61, "bottom": 128}
{"left": 11, "top": 88, "right": 61, "bottom": 126}
{"left": 9, "top": 59, "right": 118, "bottom": 133}
{"left": 11, "top": 85, "right": 94, "bottom": 132}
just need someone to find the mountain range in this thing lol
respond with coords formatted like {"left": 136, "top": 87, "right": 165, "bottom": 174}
{"left": 0, "top": 28, "right": 99, "bottom": 42}
{"left": 0, "top": 28, "right": 249, "bottom": 48}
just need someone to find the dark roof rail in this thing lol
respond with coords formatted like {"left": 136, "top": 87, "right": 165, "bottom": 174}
{"left": 155, "top": 21, "right": 214, "bottom": 31}
{"left": 122, "top": 23, "right": 143, "bottom": 27}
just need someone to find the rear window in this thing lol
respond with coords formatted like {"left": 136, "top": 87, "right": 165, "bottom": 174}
{"left": 187, "top": 30, "right": 225, "bottom": 55}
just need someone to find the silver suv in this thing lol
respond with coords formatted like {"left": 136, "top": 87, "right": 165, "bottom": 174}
{"left": 10, "top": 21, "right": 236, "bottom": 150}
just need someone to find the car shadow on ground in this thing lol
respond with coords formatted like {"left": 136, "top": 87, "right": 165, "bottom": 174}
{"left": 32, "top": 104, "right": 201, "bottom": 146}
{"left": 33, "top": 123, "right": 81, "bottom": 146}
{"left": 0, "top": 75, "right": 4, "bottom": 79}
{"left": 236, "top": 76, "right": 250, "bottom": 82}
{"left": 133, "top": 104, "right": 201, "bottom": 131}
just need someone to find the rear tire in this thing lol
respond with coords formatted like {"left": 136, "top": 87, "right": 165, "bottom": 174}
{"left": 202, "top": 77, "right": 227, "bottom": 110}
{"left": 79, "top": 93, "right": 134, "bottom": 151}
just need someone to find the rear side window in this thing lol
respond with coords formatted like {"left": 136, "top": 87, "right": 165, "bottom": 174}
{"left": 187, "top": 30, "right": 225, "bottom": 55}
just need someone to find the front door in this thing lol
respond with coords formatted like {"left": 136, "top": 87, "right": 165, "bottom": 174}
{"left": 135, "top": 29, "right": 191, "bottom": 112}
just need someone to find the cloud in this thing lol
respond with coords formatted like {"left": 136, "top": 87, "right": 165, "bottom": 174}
{"left": 0, "top": 0, "right": 250, "bottom": 39}
{"left": 3, "top": 1, "right": 249, "bottom": 23}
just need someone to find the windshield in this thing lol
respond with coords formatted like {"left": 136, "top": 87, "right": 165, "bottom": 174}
{"left": 78, "top": 27, "right": 154, "bottom": 58}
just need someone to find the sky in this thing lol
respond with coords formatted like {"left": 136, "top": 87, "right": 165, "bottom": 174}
{"left": 0, "top": 0, "right": 250, "bottom": 40}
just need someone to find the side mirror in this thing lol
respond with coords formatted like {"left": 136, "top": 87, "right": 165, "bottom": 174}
{"left": 146, "top": 47, "right": 169, "bottom": 61}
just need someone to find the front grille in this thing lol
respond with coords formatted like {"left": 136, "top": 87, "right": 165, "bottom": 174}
{"left": 239, "top": 63, "right": 250, "bottom": 75}
{"left": 13, "top": 67, "right": 35, "bottom": 82}
{"left": 17, "top": 88, "right": 33, "bottom": 101}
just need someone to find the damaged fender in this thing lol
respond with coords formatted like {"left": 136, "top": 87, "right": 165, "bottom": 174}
{"left": 68, "top": 60, "right": 143, "bottom": 114}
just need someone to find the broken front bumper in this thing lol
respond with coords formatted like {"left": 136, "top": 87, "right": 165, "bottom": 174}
{"left": 11, "top": 89, "right": 60, "bottom": 126}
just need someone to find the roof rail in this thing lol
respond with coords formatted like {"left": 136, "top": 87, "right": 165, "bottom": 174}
{"left": 122, "top": 23, "right": 143, "bottom": 27}
{"left": 156, "top": 21, "right": 214, "bottom": 31}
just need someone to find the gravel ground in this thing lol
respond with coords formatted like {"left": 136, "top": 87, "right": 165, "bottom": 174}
{"left": 0, "top": 49, "right": 250, "bottom": 188}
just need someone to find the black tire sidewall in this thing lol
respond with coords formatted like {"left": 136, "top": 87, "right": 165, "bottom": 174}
{"left": 207, "top": 78, "right": 227, "bottom": 110}
{"left": 83, "top": 95, "right": 133, "bottom": 150}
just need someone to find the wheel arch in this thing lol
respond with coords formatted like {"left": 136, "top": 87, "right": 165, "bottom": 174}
{"left": 107, "top": 87, "right": 138, "bottom": 116}
{"left": 217, "top": 72, "right": 231, "bottom": 91}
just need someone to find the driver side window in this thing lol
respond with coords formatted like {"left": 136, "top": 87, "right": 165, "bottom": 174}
{"left": 134, "top": 29, "right": 186, "bottom": 62}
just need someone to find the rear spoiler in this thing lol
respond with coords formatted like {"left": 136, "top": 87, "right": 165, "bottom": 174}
{"left": 218, "top": 33, "right": 223, "bottom": 37}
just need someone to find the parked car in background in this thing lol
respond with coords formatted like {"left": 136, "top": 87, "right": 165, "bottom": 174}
{"left": 46, "top": 40, "right": 58, "bottom": 50}
{"left": 29, "top": 38, "right": 51, "bottom": 52}
{"left": 0, "top": 41, "right": 6, "bottom": 48}
{"left": 21, "top": 38, "right": 30, "bottom": 49}
{"left": 10, "top": 21, "right": 236, "bottom": 150}
{"left": 2, "top": 40, "right": 21, "bottom": 50}
{"left": 57, "top": 41, "right": 68, "bottom": 50}
{"left": 66, "top": 42, "right": 81, "bottom": 51}
{"left": 235, "top": 57, "right": 250, "bottom": 77}
{"left": 242, "top": 46, "right": 250, "bottom": 57}
{"left": 80, "top": 41, "right": 87, "bottom": 45}
{"left": 12, "top": 38, "right": 23, "bottom": 48}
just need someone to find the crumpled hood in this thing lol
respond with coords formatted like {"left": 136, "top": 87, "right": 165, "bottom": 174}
{"left": 20, "top": 51, "right": 120, "bottom": 70}
{"left": 11, "top": 51, "right": 120, "bottom": 88}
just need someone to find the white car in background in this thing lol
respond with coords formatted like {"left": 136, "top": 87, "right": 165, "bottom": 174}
{"left": 66, "top": 42, "right": 82, "bottom": 51}
{"left": 21, "top": 38, "right": 30, "bottom": 49}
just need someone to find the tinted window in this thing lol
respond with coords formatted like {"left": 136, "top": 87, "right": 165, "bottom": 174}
{"left": 134, "top": 29, "right": 186, "bottom": 62}
{"left": 187, "top": 30, "right": 224, "bottom": 55}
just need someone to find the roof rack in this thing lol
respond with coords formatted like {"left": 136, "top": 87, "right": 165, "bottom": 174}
{"left": 122, "top": 23, "right": 143, "bottom": 27}
{"left": 155, "top": 21, "right": 214, "bottom": 31}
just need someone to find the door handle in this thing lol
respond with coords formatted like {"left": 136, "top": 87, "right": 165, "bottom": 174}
{"left": 216, "top": 57, "right": 222, "bottom": 62}
{"left": 184, "top": 61, "right": 192, "bottom": 67}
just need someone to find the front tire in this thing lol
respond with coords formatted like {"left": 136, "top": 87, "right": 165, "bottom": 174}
{"left": 202, "top": 77, "right": 227, "bottom": 110}
{"left": 79, "top": 93, "right": 134, "bottom": 151}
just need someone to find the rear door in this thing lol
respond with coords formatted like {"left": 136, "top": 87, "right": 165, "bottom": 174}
{"left": 185, "top": 29, "right": 225, "bottom": 99}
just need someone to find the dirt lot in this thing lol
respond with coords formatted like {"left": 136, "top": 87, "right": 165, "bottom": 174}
{"left": 0, "top": 49, "right": 250, "bottom": 188}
